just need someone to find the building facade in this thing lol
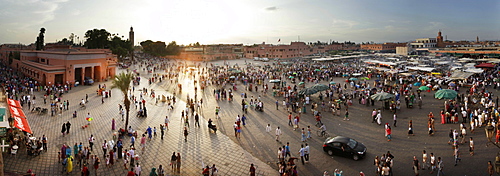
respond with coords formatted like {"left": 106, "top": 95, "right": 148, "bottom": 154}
{"left": 360, "top": 43, "right": 407, "bottom": 52}
{"left": 176, "top": 44, "right": 244, "bottom": 61}
{"left": 244, "top": 42, "right": 314, "bottom": 59}
{"left": 1, "top": 45, "right": 117, "bottom": 86}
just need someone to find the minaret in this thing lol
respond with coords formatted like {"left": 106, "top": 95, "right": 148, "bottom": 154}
{"left": 436, "top": 30, "right": 444, "bottom": 48}
{"left": 129, "top": 26, "right": 134, "bottom": 60}
{"left": 476, "top": 36, "right": 479, "bottom": 43}
{"left": 129, "top": 27, "right": 134, "bottom": 48}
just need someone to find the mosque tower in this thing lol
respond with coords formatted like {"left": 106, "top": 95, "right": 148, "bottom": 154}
{"left": 129, "top": 26, "right": 134, "bottom": 48}
{"left": 129, "top": 26, "right": 134, "bottom": 60}
{"left": 436, "top": 30, "right": 444, "bottom": 48}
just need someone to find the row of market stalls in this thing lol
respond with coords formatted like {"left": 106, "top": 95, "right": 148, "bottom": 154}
{"left": 0, "top": 97, "right": 33, "bottom": 152}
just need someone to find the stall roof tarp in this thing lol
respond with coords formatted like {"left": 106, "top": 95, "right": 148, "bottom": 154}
{"left": 406, "top": 66, "right": 435, "bottom": 72}
{"left": 464, "top": 68, "right": 484, "bottom": 73}
{"left": 449, "top": 71, "right": 476, "bottom": 80}
{"left": 9, "top": 106, "right": 25, "bottom": 118}
{"left": 7, "top": 98, "right": 21, "bottom": 108}
{"left": 13, "top": 115, "right": 32, "bottom": 134}
{"left": 474, "top": 63, "right": 495, "bottom": 68}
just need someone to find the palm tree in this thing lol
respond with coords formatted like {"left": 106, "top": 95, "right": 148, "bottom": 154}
{"left": 111, "top": 72, "right": 135, "bottom": 129}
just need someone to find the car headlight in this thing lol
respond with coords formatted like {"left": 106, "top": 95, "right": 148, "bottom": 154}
{"left": 357, "top": 151, "right": 364, "bottom": 155}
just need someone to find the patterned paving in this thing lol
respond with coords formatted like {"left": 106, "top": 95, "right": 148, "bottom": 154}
{"left": 3, "top": 68, "right": 276, "bottom": 175}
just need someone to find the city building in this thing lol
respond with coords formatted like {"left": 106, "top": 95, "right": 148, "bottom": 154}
{"left": 244, "top": 42, "right": 312, "bottom": 59}
{"left": 0, "top": 44, "right": 117, "bottom": 86}
{"left": 176, "top": 44, "right": 244, "bottom": 61}
{"left": 360, "top": 43, "right": 407, "bottom": 52}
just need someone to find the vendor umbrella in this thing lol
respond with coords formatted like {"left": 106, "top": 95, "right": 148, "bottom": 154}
{"left": 298, "top": 88, "right": 318, "bottom": 95}
{"left": 269, "top": 79, "right": 281, "bottom": 83}
{"left": 418, "top": 86, "right": 430, "bottom": 91}
{"left": 229, "top": 76, "right": 236, "bottom": 79}
{"left": 413, "top": 82, "right": 422, "bottom": 86}
{"left": 349, "top": 78, "right": 358, "bottom": 81}
{"left": 370, "top": 92, "right": 395, "bottom": 101}
{"left": 329, "top": 81, "right": 336, "bottom": 85}
{"left": 310, "top": 84, "right": 329, "bottom": 92}
{"left": 314, "top": 69, "right": 321, "bottom": 71}
{"left": 434, "top": 89, "right": 457, "bottom": 100}
{"left": 298, "top": 82, "right": 305, "bottom": 85}
{"left": 289, "top": 76, "right": 295, "bottom": 79}
{"left": 448, "top": 82, "right": 456, "bottom": 87}
{"left": 361, "top": 77, "right": 370, "bottom": 80}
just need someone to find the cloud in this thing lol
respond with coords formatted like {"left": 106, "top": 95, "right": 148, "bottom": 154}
{"left": 331, "top": 18, "right": 358, "bottom": 29}
{"left": 265, "top": 6, "right": 278, "bottom": 11}
{"left": 0, "top": 0, "right": 67, "bottom": 29}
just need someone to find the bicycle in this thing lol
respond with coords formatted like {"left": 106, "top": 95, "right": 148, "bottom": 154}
{"left": 316, "top": 129, "right": 330, "bottom": 138}
{"left": 315, "top": 121, "right": 323, "bottom": 128}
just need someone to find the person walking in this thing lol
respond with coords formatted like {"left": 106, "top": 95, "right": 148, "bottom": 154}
{"left": 183, "top": 127, "right": 188, "bottom": 142}
{"left": 93, "top": 156, "right": 100, "bottom": 176}
{"left": 88, "top": 135, "right": 95, "bottom": 151}
{"left": 134, "top": 163, "right": 141, "bottom": 176}
{"left": 304, "top": 143, "right": 310, "bottom": 163}
{"left": 285, "top": 142, "right": 291, "bottom": 158}
{"left": 249, "top": 163, "right": 256, "bottom": 176}
{"left": 170, "top": 152, "right": 177, "bottom": 170}
{"left": 176, "top": 153, "right": 181, "bottom": 173}
{"left": 372, "top": 109, "right": 377, "bottom": 123}
{"left": 376, "top": 111, "right": 382, "bottom": 125}
{"left": 102, "top": 140, "right": 108, "bottom": 157}
{"left": 343, "top": 109, "right": 349, "bottom": 121}
{"left": 111, "top": 118, "right": 115, "bottom": 131}
{"left": 437, "top": 157, "right": 444, "bottom": 176}
{"left": 275, "top": 127, "right": 282, "bottom": 141}
{"left": 65, "top": 121, "right": 71, "bottom": 134}
{"left": 393, "top": 113, "right": 397, "bottom": 127}
{"left": 454, "top": 145, "right": 462, "bottom": 166}
{"left": 488, "top": 161, "right": 494, "bottom": 176}
{"left": 42, "top": 135, "right": 48, "bottom": 151}
{"left": 140, "top": 134, "right": 147, "bottom": 153}
{"left": 412, "top": 156, "right": 420, "bottom": 176}
{"left": 422, "top": 150, "right": 428, "bottom": 170}
{"left": 301, "top": 128, "right": 307, "bottom": 142}
{"left": 408, "top": 120, "right": 414, "bottom": 136}
{"left": 160, "top": 124, "right": 165, "bottom": 140}
{"left": 307, "top": 126, "right": 312, "bottom": 139}
{"left": 61, "top": 122, "right": 67, "bottom": 136}
{"left": 386, "top": 126, "right": 392, "bottom": 142}
{"left": 469, "top": 137, "right": 474, "bottom": 156}
{"left": 147, "top": 126, "right": 153, "bottom": 141}
{"left": 429, "top": 153, "right": 436, "bottom": 174}
{"left": 266, "top": 124, "right": 271, "bottom": 133}
{"left": 164, "top": 116, "right": 170, "bottom": 130}
{"left": 298, "top": 144, "right": 305, "bottom": 165}
{"left": 194, "top": 113, "right": 200, "bottom": 127}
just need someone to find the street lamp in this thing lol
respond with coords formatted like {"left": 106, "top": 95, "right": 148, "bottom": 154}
{"left": 485, "top": 122, "right": 495, "bottom": 146}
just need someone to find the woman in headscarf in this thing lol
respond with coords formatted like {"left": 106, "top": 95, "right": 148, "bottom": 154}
{"left": 66, "top": 155, "right": 74, "bottom": 173}
{"left": 149, "top": 167, "right": 158, "bottom": 176}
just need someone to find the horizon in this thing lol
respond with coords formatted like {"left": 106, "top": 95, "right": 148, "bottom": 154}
{"left": 1, "top": 0, "right": 499, "bottom": 46}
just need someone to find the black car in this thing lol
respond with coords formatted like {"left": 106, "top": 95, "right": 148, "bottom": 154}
{"left": 323, "top": 136, "right": 367, "bottom": 160}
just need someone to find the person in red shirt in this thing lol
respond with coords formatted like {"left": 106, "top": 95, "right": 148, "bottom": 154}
{"left": 81, "top": 165, "right": 89, "bottom": 176}
{"left": 127, "top": 168, "right": 135, "bottom": 176}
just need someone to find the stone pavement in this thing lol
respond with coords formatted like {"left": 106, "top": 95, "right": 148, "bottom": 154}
{"left": 3, "top": 66, "right": 277, "bottom": 175}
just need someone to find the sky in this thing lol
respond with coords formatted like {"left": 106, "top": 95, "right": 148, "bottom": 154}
{"left": 1, "top": 0, "right": 499, "bottom": 46}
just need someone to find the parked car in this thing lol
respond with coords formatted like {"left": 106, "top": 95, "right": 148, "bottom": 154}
{"left": 323, "top": 136, "right": 367, "bottom": 160}
{"left": 84, "top": 77, "right": 94, "bottom": 85}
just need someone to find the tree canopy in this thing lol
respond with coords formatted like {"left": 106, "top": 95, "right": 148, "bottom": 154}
{"left": 84, "top": 29, "right": 110, "bottom": 49}
{"left": 82, "top": 29, "right": 132, "bottom": 59}
{"left": 109, "top": 36, "right": 132, "bottom": 59}
{"left": 140, "top": 40, "right": 167, "bottom": 57}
